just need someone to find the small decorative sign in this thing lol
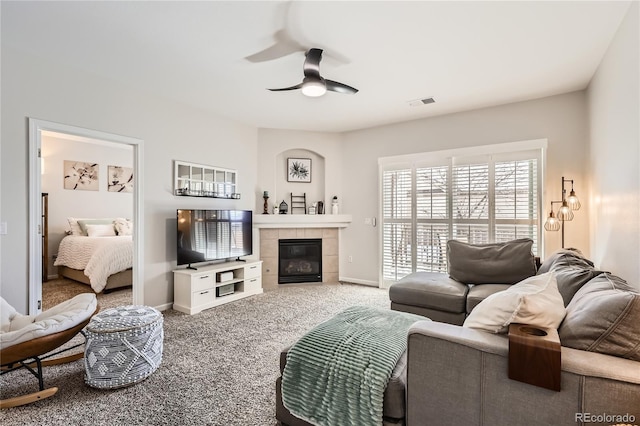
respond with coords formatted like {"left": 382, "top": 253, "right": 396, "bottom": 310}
{"left": 287, "top": 158, "right": 311, "bottom": 183}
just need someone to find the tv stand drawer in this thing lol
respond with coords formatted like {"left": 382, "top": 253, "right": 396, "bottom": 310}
{"left": 192, "top": 274, "right": 215, "bottom": 292}
{"left": 245, "top": 276, "right": 261, "bottom": 292}
{"left": 192, "top": 288, "right": 214, "bottom": 307}
{"left": 245, "top": 263, "right": 261, "bottom": 279}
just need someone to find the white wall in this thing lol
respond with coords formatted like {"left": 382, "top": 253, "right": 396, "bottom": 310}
{"left": 4, "top": 8, "right": 636, "bottom": 309}
{"left": 587, "top": 2, "right": 639, "bottom": 287}
{"left": 41, "top": 135, "right": 134, "bottom": 276}
{"left": 256, "top": 129, "right": 343, "bottom": 214}
{"left": 340, "top": 92, "right": 589, "bottom": 284}
{"left": 1, "top": 46, "right": 258, "bottom": 312}
{"left": 276, "top": 149, "right": 325, "bottom": 213}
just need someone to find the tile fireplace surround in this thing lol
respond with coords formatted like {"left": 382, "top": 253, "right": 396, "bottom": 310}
{"left": 253, "top": 215, "right": 352, "bottom": 290}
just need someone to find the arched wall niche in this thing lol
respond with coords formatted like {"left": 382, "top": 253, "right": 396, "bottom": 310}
{"left": 275, "top": 148, "right": 326, "bottom": 213}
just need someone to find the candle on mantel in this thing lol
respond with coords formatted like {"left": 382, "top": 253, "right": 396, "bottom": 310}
{"left": 263, "top": 191, "right": 269, "bottom": 198}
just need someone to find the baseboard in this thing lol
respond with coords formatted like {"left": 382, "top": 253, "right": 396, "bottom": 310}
{"left": 154, "top": 302, "right": 173, "bottom": 312}
{"left": 339, "top": 277, "right": 379, "bottom": 287}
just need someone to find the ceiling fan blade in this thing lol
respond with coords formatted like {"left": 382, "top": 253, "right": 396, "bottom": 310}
{"left": 244, "top": 30, "right": 304, "bottom": 63}
{"left": 325, "top": 79, "right": 358, "bottom": 95}
{"left": 267, "top": 83, "right": 303, "bottom": 92}
{"left": 303, "top": 48, "right": 323, "bottom": 79}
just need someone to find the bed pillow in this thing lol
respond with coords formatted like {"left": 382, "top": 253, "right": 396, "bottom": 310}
{"left": 463, "top": 271, "right": 566, "bottom": 334}
{"left": 77, "top": 218, "right": 116, "bottom": 236}
{"left": 67, "top": 217, "right": 88, "bottom": 236}
{"left": 447, "top": 238, "right": 537, "bottom": 284}
{"left": 86, "top": 224, "right": 116, "bottom": 237}
{"left": 114, "top": 218, "right": 133, "bottom": 236}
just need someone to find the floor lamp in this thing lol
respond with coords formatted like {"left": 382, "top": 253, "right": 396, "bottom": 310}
{"left": 544, "top": 177, "right": 581, "bottom": 248}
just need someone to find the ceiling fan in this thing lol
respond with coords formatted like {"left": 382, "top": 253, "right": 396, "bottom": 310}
{"left": 268, "top": 48, "right": 358, "bottom": 97}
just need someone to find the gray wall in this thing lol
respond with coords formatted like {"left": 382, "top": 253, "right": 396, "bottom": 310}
{"left": 587, "top": 2, "right": 639, "bottom": 287}
{"left": 1, "top": 46, "right": 258, "bottom": 312}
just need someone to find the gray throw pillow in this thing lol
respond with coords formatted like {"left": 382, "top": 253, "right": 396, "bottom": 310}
{"left": 447, "top": 238, "right": 536, "bottom": 285}
{"left": 551, "top": 265, "right": 602, "bottom": 307}
{"left": 559, "top": 273, "right": 640, "bottom": 361}
{"left": 537, "top": 248, "right": 600, "bottom": 306}
{"left": 537, "top": 248, "right": 594, "bottom": 274}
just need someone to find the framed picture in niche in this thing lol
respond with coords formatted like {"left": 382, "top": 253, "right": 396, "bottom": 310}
{"left": 287, "top": 158, "right": 311, "bottom": 183}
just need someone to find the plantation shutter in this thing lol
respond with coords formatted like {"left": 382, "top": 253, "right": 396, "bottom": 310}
{"left": 415, "top": 165, "right": 449, "bottom": 273}
{"left": 494, "top": 157, "right": 539, "bottom": 254}
{"left": 452, "top": 161, "right": 490, "bottom": 244}
{"left": 380, "top": 146, "right": 542, "bottom": 287}
{"left": 382, "top": 169, "right": 413, "bottom": 282}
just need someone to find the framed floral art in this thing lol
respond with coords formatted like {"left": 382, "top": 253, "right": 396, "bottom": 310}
{"left": 287, "top": 158, "right": 311, "bottom": 183}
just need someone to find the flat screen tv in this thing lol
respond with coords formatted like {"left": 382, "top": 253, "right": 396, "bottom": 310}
{"left": 177, "top": 209, "right": 252, "bottom": 267}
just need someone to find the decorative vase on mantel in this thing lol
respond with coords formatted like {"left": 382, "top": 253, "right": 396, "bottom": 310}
{"left": 331, "top": 196, "right": 339, "bottom": 215}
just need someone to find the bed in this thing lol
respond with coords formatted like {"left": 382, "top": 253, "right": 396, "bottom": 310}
{"left": 54, "top": 235, "right": 133, "bottom": 293}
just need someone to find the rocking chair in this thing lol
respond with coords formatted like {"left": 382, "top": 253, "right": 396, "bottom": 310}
{"left": 1, "top": 293, "right": 99, "bottom": 408}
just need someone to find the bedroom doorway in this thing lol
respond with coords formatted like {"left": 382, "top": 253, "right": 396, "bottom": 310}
{"left": 28, "top": 119, "right": 144, "bottom": 314}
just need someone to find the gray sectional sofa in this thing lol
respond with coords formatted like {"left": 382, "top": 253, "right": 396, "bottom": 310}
{"left": 389, "top": 239, "right": 540, "bottom": 324}
{"left": 394, "top": 244, "right": 640, "bottom": 425}
{"left": 277, "top": 242, "right": 640, "bottom": 426}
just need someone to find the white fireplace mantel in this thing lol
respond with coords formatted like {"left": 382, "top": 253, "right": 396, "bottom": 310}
{"left": 253, "top": 214, "right": 352, "bottom": 229}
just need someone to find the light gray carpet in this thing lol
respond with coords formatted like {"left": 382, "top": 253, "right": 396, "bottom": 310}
{"left": 41, "top": 278, "right": 132, "bottom": 310}
{"left": 0, "top": 283, "right": 391, "bottom": 425}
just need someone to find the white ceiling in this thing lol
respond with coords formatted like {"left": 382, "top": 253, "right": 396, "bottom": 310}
{"left": 2, "top": 1, "right": 632, "bottom": 133}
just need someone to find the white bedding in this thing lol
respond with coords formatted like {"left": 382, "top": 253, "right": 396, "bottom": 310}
{"left": 54, "top": 235, "right": 132, "bottom": 293}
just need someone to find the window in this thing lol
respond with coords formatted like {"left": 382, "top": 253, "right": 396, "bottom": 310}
{"left": 380, "top": 142, "right": 543, "bottom": 286}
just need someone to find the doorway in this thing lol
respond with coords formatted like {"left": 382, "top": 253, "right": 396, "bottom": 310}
{"left": 28, "top": 119, "right": 144, "bottom": 314}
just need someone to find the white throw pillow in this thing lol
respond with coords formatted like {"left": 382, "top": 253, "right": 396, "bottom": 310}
{"left": 68, "top": 218, "right": 119, "bottom": 235}
{"left": 114, "top": 217, "right": 133, "bottom": 236}
{"left": 86, "top": 224, "right": 116, "bottom": 237}
{"left": 67, "top": 217, "right": 85, "bottom": 236}
{"left": 463, "top": 272, "right": 566, "bottom": 334}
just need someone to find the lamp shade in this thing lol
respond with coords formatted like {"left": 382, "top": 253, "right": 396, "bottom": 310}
{"left": 544, "top": 211, "right": 561, "bottom": 231}
{"left": 557, "top": 201, "right": 574, "bottom": 221}
{"left": 567, "top": 190, "right": 581, "bottom": 210}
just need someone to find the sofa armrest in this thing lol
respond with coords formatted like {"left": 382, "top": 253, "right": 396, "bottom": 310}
{"left": 409, "top": 320, "right": 509, "bottom": 355}
{"left": 406, "top": 321, "right": 640, "bottom": 426}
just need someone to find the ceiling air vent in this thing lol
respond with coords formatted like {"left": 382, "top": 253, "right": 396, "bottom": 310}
{"left": 408, "top": 97, "right": 435, "bottom": 107}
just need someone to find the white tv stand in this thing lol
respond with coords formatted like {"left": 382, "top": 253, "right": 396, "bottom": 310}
{"left": 173, "top": 260, "right": 263, "bottom": 315}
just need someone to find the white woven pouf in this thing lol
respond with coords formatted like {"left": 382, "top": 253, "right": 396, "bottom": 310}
{"left": 84, "top": 305, "right": 163, "bottom": 389}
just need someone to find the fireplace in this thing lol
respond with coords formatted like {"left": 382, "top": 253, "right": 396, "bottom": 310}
{"left": 278, "top": 239, "right": 322, "bottom": 284}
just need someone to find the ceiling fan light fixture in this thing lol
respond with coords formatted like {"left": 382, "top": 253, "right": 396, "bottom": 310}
{"left": 301, "top": 78, "right": 326, "bottom": 97}
{"left": 267, "top": 48, "right": 356, "bottom": 96}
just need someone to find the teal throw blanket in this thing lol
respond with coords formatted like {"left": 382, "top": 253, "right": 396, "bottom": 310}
{"left": 281, "top": 305, "right": 426, "bottom": 426}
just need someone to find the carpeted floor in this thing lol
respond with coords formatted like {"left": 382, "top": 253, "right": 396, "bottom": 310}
{"left": 0, "top": 282, "right": 392, "bottom": 425}
{"left": 41, "top": 278, "right": 132, "bottom": 310}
